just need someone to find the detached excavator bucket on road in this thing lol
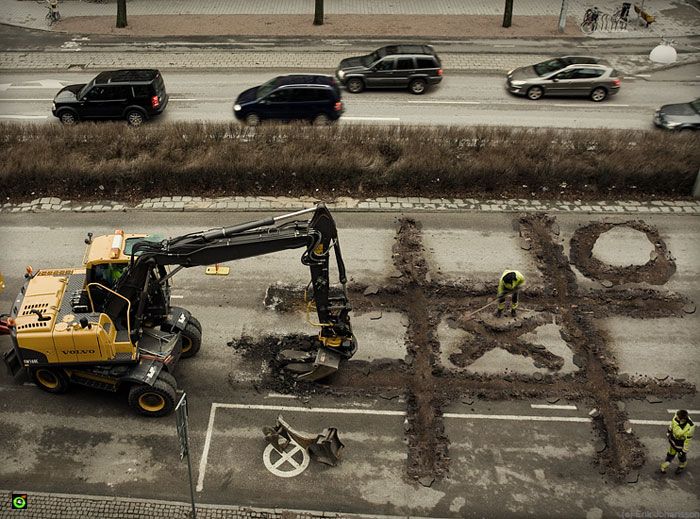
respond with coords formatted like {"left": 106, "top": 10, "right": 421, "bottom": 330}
{"left": 262, "top": 414, "right": 345, "bottom": 467}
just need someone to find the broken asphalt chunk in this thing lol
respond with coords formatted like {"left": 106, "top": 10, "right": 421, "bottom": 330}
{"left": 682, "top": 303, "right": 696, "bottom": 314}
{"left": 654, "top": 373, "right": 669, "bottom": 381}
{"left": 646, "top": 395, "right": 663, "bottom": 404}
{"left": 625, "top": 470, "right": 639, "bottom": 484}
{"left": 589, "top": 408, "right": 601, "bottom": 419}
{"left": 419, "top": 476, "right": 435, "bottom": 488}
{"left": 363, "top": 285, "right": 380, "bottom": 296}
{"left": 367, "top": 311, "right": 383, "bottom": 320}
{"left": 533, "top": 372, "right": 544, "bottom": 381}
{"left": 623, "top": 420, "right": 632, "bottom": 434}
{"left": 600, "top": 280, "right": 614, "bottom": 288}
{"left": 546, "top": 397, "right": 560, "bottom": 404}
{"left": 594, "top": 440, "right": 607, "bottom": 453}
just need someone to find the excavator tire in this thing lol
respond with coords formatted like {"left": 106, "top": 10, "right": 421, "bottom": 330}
{"left": 128, "top": 379, "right": 177, "bottom": 417}
{"left": 188, "top": 315, "right": 202, "bottom": 334}
{"left": 31, "top": 367, "right": 70, "bottom": 394}
{"left": 157, "top": 370, "right": 178, "bottom": 390}
{"left": 180, "top": 322, "right": 202, "bottom": 359}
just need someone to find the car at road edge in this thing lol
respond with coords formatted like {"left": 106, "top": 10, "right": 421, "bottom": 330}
{"left": 653, "top": 98, "right": 700, "bottom": 131}
{"left": 506, "top": 56, "right": 621, "bottom": 102}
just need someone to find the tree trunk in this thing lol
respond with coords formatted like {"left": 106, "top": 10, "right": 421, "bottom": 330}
{"left": 502, "top": 0, "right": 513, "bottom": 28}
{"left": 117, "top": 0, "right": 127, "bottom": 28}
{"left": 313, "top": 0, "right": 324, "bottom": 25}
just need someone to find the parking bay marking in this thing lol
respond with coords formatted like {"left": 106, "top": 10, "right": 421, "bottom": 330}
{"left": 195, "top": 402, "right": 669, "bottom": 492}
{"left": 0, "top": 115, "right": 48, "bottom": 120}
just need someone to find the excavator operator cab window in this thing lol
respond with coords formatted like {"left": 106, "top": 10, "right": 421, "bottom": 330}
{"left": 92, "top": 263, "right": 126, "bottom": 289}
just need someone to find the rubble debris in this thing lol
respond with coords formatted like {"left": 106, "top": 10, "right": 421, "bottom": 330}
{"left": 364, "top": 285, "right": 380, "bottom": 296}
{"left": 419, "top": 476, "right": 435, "bottom": 488}
{"left": 589, "top": 409, "right": 601, "bottom": 419}
{"left": 600, "top": 280, "right": 614, "bottom": 288}
{"left": 682, "top": 303, "right": 696, "bottom": 314}
{"left": 646, "top": 395, "right": 663, "bottom": 404}
{"left": 625, "top": 470, "right": 639, "bottom": 484}
{"left": 594, "top": 440, "right": 607, "bottom": 453}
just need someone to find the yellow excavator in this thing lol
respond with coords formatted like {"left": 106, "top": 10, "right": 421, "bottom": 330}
{"left": 1, "top": 204, "right": 357, "bottom": 416}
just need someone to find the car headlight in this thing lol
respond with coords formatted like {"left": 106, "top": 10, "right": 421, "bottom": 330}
{"left": 507, "top": 69, "right": 515, "bottom": 76}
{"left": 664, "top": 121, "right": 680, "bottom": 128}
{"left": 234, "top": 104, "right": 241, "bottom": 111}
{"left": 52, "top": 103, "right": 56, "bottom": 111}
{"left": 337, "top": 70, "right": 345, "bottom": 79}
{"left": 510, "top": 80, "right": 525, "bottom": 86}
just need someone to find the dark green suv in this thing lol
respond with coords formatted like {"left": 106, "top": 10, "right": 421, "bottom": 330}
{"left": 335, "top": 44, "right": 443, "bottom": 95}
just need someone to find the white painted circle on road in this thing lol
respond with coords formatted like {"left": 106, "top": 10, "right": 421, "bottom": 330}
{"left": 263, "top": 440, "right": 310, "bottom": 478}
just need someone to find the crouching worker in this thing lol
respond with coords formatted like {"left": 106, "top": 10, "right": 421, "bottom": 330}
{"left": 495, "top": 270, "right": 525, "bottom": 318}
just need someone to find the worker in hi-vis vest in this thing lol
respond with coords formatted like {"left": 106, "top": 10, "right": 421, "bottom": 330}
{"left": 495, "top": 270, "right": 525, "bottom": 318}
{"left": 660, "top": 410, "right": 694, "bottom": 474}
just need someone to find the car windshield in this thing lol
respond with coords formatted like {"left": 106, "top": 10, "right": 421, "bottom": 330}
{"left": 362, "top": 50, "right": 382, "bottom": 67}
{"left": 533, "top": 58, "right": 566, "bottom": 76}
{"left": 78, "top": 79, "right": 95, "bottom": 99}
{"left": 691, "top": 99, "right": 700, "bottom": 114}
{"left": 256, "top": 77, "right": 279, "bottom": 100}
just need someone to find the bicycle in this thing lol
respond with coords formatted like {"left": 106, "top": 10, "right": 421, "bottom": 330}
{"left": 45, "top": 0, "right": 61, "bottom": 27}
{"left": 580, "top": 6, "right": 600, "bottom": 34}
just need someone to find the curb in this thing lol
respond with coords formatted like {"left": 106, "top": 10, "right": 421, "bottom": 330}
{"left": 2, "top": 196, "right": 699, "bottom": 215}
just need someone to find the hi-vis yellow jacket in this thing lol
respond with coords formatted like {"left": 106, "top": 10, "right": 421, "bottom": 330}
{"left": 668, "top": 414, "right": 695, "bottom": 452}
{"left": 497, "top": 270, "right": 525, "bottom": 296}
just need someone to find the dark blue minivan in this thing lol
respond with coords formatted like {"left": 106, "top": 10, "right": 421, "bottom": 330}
{"left": 233, "top": 74, "right": 344, "bottom": 126}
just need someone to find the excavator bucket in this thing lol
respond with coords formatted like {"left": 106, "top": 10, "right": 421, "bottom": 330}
{"left": 308, "top": 428, "right": 344, "bottom": 466}
{"left": 263, "top": 416, "right": 345, "bottom": 466}
{"left": 279, "top": 348, "right": 341, "bottom": 382}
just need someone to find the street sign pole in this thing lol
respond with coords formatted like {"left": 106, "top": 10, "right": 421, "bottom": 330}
{"left": 176, "top": 393, "right": 197, "bottom": 519}
{"left": 558, "top": 0, "right": 569, "bottom": 33}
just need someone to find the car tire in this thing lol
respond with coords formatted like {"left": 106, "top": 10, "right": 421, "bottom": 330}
{"left": 58, "top": 110, "right": 78, "bottom": 125}
{"left": 31, "top": 367, "right": 70, "bottom": 394}
{"left": 313, "top": 114, "right": 330, "bottom": 126}
{"left": 590, "top": 87, "right": 608, "bottom": 102}
{"left": 126, "top": 110, "right": 146, "bottom": 127}
{"left": 157, "top": 370, "right": 178, "bottom": 390}
{"left": 346, "top": 78, "right": 365, "bottom": 94}
{"left": 409, "top": 78, "right": 427, "bottom": 95}
{"left": 526, "top": 86, "right": 544, "bottom": 100}
{"left": 246, "top": 113, "right": 261, "bottom": 126}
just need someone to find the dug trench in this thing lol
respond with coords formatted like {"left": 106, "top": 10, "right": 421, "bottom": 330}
{"left": 228, "top": 214, "right": 696, "bottom": 483}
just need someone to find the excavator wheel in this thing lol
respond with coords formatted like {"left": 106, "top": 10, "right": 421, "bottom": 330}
{"left": 128, "top": 379, "right": 177, "bottom": 417}
{"left": 188, "top": 315, "right": 202, "bottom": 334}
{"left": 180, "top": 321, "right": 202, "bottom": 359}
{"left": 157, "top": 370, "right": 178, "bottom": 390}
{"left": 31, "top": 367, "right": 70, "bottom": 394}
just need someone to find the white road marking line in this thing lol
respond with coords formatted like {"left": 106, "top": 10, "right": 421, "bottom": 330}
{"left": 196, "top": 403, "right": 218, "bottom": 492}
{"left": 169, "top": 98, "right": 198, "bottom": 101}
{"left": 530, "top": 404, "right": 577, "bottom": 410}
{"left": 636, "top": 74, "right": 651, "bottom": 78}
{"left": 0, "top": 98, "right": 53, "bottom": 101}
{"left": 550, "top": 103, "right": 629, "bottom": 108}
{"left": 444, "top": 413, "right": 590, "bottom": 422}
{"left": 624, "top": 77, "right": 637, "bottom": 80}
{"left": 266, "top": 392, "right": 297, "bottom": 399}
{"left": 0, "top": 115, "right": 48, "bottom": 119}
{"left": 629, "top": 419, "right": 669, "bottom": 426}
{"left": 342, "top": 116, "right": 401, "bottom": 121}
{"left": 170, "top": 295, "right": 184, "bottom": 299}
{"left": 407, "top": 100, "right": 480, "bottom": 105}
{"left": 195, "top": 402, "right": 671, "bottom": 491}
{"left": 215, "top": 403, "right": 405, "bottom": 415}
{"left": 493, "top": 44, "right": 515, "bottom": 47}
{"left": 666, "top": 409, "right": 700, "bottom": 414}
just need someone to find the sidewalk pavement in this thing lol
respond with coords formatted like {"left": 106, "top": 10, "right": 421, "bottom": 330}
{"left": 2, "top": 196, "right": 699, "bottom": 215}
{"left": 2, "top": 0, "right": 699, "bottom": 39}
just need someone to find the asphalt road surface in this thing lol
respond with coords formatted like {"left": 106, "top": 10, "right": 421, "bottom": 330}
{"left": 0, "top": 210, "right": 698, "bottom": 517}
{"left": 1, "top": 70, "right": 698, "bottom": 129}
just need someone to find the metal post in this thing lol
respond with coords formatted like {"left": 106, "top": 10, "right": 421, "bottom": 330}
{"left": 176, "top": 393, "right": 197, "bottom": 519}
{"left": 693, "top": 168, "right": 700, "bottom": 199}
{"left": 558, "top": 0, "right": 569, "bottom": 33}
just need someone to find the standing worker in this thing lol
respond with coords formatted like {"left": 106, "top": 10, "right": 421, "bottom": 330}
{"left": 495, "top": 270, "right": 525, "bottom": 318}
{"left": 660, "top": 410, "right": 695, "bottom": 474}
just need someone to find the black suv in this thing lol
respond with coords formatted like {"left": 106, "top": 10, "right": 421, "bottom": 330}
{"left": 52, "top": 69, "right": 168, "bottom": 126}
{"left": 234, "top": 74, "right": 344, "bottom": 126}
{"left": 335, "top": 44, "right": 443, "bottom": 95}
